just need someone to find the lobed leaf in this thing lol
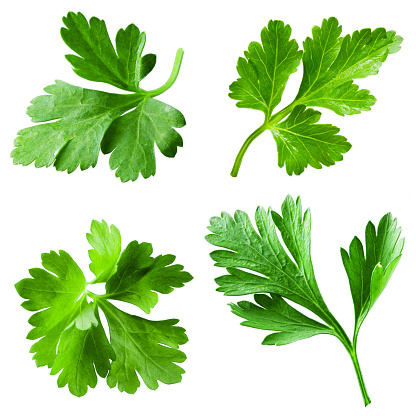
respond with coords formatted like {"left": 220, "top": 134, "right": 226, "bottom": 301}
{"left": 341, "top": 213, "right": 404, "bottom": 331}
{"left": 231, "top": 293, "right": 334, "bottom": 346}
{"left": 296, "top": 18, "right": 403, "bottom": 115}
{"left": 61, "top": 12, "right": 155, "bottom": 92}
{"left": 206, "top": 202, "right": 328, "bottom": 320}
{"left": 15, "top": 250, "right": 87, "bottom": 367}
{"left": 100, "top": 300, "right": 187, "bottom": 393}
{"left": 270, "top": 105, "right": 351, "bottom": 175}
{"left": 105, "top": 240, "right": 193, "bottom": 313}
{"left": 11, "top": 81, "right": 140, "bottom": 172}
{"left": 101, "top": 97, "right": 185, "bottom": 181}
{"left": 87, "top": 219, "right": 121, "bottom": 284}
{"left": 229, "top": 20, "right": 302, "bottom": 115}
{"left": 50, "top": 303, "right": 115, "bottom": 397}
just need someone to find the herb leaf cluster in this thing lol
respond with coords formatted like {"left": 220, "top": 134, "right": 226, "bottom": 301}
{"left": 11, "top": 12, "right": 185, "bottom": 182}
{"left": 229, "top": 18, "right": 402, "bottom": 176}
{"left": 206, "top": 195, "right": 404, "bottom": 405}
{"left": 15, "top": 220, "right": 193, "bottom": 397}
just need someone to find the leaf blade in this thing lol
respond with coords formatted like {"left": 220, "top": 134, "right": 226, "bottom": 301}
{"left": 11, "top": 81, "right": 140, "bottom": 172}
{"left": 99, "top": 300, "right": 187, "bottom": 393}
{"left": 101, "top": 97, "right": 185, "bottom": 182}
{"left": 270, "top": 105, "right": 351, "bottom": 175}
{"left": 206, "top": 202, "right": 328, "bottom": 320}
{"left": 229, "top": 20, "right": 302, "bottom": 115}
{"left": 231, "top": 293, "right": 334, "bottom": 346}
{"left": 87, "top": 220, "right": 121, "bottom": 284}
{"left": 296, "top": 19, "right": 403, "bottom": 115}
{"left": 105, "top": 240, "right": 192, "bottom": 313}
{"left": 341, "top": 213, "right": 404, "bottom": 330}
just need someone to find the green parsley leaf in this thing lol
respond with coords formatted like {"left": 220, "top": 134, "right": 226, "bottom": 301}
{"left": 270, "top": 105, "right": 351, "bottom": 175}
{"left": 15, "top": 250, "right": 87, "bottom": 368}
{"left": 230, "top": 294, "right": 334, "bottom": 346}
{"left": 101, "top": 97, "right": 185, "bottom": 181}
{"left": 11, "top": 12, "right": 185, "bottom": 182}
{"left": 207, "top": 205, "right": 327, "bottom": 320}
{"left": 87, "top": 219, "right": 121, "bottom": 284}
{"left": 296, "top": 19, "right": 402, "bottom": 115}
{"left": 341, "top": 213, "right": 404, "bottom": 340}
{"left": 229, "top": 20, "right": 302, "bottom": 117}
{"left": 99, "top": 299, "right": 187, "bottom": 393}
{"left": 61, "top": 12, "right": 156, "bottom": 92}
{"left": 229, "top": 17, "right": 402, "bottom": 177}
{"left": 15, "top": 220, "right": 192, "bottom": 396}
{"left": 104, "top": 240, "right": 193, "bottom": 313}
{"left": 11, "top": 81, "right": 141, "bottom": 171}
{"left": 50, "top": 301, "right": 115, "bottom": 397}
{"left": 206, "top": 195, "right": 404, "bottom": 406}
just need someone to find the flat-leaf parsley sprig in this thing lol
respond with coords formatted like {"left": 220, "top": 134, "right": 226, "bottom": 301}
{"left": 229, "top": 18, "right": 402, "bottom": 177}
{"left": 15, "top": 220, "right": 193, "bottom": 397}
{"left": 206, "top": 195, "right": 404, "bottom": 405}
{"left": 11, "top": 12, "right": 186, "bottom": 182}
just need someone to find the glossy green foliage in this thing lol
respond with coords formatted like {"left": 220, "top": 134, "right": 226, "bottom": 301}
{"left": 229, "top": 20, "right": 302, "bottom": 116}
{"left": 15, "top": 220, "right": 193, "bottom": 396}
{"left": 271, "top": 105, "right": 351, "bottom": 175}
{"left": 11, "top": 12, "right": 185, "bottom": 182}
{"left": 341, "top": 213, "right": 404, "bottom": 336}
{"left": 231, "top": 294, "right": 333, "bottom": 346}
{"left": 229, "top": 17, "right": 402, "bottom": 177}
{"left": 206, "top": 195, "right": 404, "bottom": 405}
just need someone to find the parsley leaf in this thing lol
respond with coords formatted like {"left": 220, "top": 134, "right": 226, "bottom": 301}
{"left": 100, "top": 300, "right": 187, "bottom": 393}
{"left": 104, "top": 240, "right": 192, "bottom": 313}
{"left": 87, "top": 219, "right": 121, "bottom": 284}
{"left": 50, "top": 301, "right": 115, "bottom": 397}
{"left": 231, "top": 294, "right": 334, "bottom": 346}
{"left": 341, "top": 213, "right": 404, "bottom": 343}
{"left": 100, "top": 98, "right": 185, "bottom": 181}
{"left": 15, "top": 220, "right": 193, "bottom": 396}
{"left": 11, "top": 12, "right": 185, "bottom": 182}
{"left": 206, "top": 195, "right": 404, "bottom": 405}
{"left": 229, "top": 17, "right": 402, "bottom": 176}
{"left": 229, "top": 20, "right": 302, "bottom": 117}
{"left": 270, "top": 105, "right": 351, "bottom": 175}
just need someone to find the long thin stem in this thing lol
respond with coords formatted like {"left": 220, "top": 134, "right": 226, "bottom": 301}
{"left": 230, "top": 101, "right": 298, "bottom": 177}
{"left": 349, "top": 348, "right": 371, "bottom": 406}
{"left": 145, "top": 48, "right": 184, "bottom": 98}
{"left": 230, "top": 124, "right": 268, "bottom": 177}
{"left": 322, "top": 311, "right": 371, "bottom": 406}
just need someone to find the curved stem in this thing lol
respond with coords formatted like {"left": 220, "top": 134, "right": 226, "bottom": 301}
{"left": 230, "top": 124, "right": 268, "bottom": 177}
{"left": 145, "top": 48, "right": 184, "bottom": 97}
{"left": 230, "top": 100, "right": 300, "bottom": 177}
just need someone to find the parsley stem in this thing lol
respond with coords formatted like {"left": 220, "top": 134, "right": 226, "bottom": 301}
{"left": 230, "top": 101, "right": 298, "bottom": 177}
{"left": 145, "top": 48, "right": 184, "bottom": 97}
{"left": 320, "top": 310, "right": 371, "bottom": 406}
{"left": 230, "top": 124, "right": 268, "bottom": 177}
{"left": 349, "top": 348, "right": 371, "bottom": 406}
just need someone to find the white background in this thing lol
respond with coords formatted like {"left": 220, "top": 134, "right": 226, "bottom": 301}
{"left": 1, "top": 0, "right": 415, "bottom": 414}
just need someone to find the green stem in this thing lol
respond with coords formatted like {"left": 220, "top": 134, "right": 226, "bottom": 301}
{"left": 349, "top": 348, "right": 371, "bottom": 406}
{"left": 323, "top": 311, "right": 371, "bottom": 406}
{"left": 86, "top": 290, "right": 111, "bottom": 302}
{"left": 230, "top": 124, "right": 268, "bottom": 177}
{"left": 145, "top": 48, "right": 184, "bottom": 97}
{"left": 230, "top": 101, "right": 298, "bottom": 177}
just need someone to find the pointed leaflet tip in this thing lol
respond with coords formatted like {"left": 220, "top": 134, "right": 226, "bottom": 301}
{"left": 87, "top": 219, "right": 121, "bottom": 284}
